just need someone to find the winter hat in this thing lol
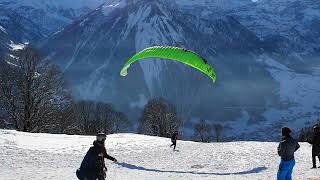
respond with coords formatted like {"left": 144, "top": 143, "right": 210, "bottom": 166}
{"left": 313, "top": 125, "right": 320, "bottom": 133}
{"left": 96, "top": 132, "right": 106, "bottom": 142}
{"left": 281, "top": 127, "right": 292, "bottom": 137}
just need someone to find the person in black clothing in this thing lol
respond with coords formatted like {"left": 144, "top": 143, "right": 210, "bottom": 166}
{"left": 277, "top": 127, "right": 300, "bottom": 180}
{"left": 308, "top": 125, "right": 320, "bottom": 168}
{"left": 76, "top": 133, "right": 117, "bottom": 180}
{"left": 170, "top": 131, "right": 179, "bottom": 151}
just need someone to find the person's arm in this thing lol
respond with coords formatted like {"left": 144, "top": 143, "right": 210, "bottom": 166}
{"left": 278, "top": 142, "right": 285, "bottom": 157}
{"left": 106, "top": 154, "right": 117, "bottom": 162}
{"left": 103, "top": 148, "right": 117, "bottom": 162}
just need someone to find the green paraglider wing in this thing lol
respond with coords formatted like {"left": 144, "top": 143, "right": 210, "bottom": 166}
{"left": 120, "top": 46, "right": 217, "bottom": 82}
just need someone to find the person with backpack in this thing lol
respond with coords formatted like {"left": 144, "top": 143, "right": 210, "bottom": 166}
{"left": 308, "top": 125, "right": 320, "bottom": 168}
{"left": 277, "top": 127, "right": 300, "bottom": 180}
{"left": 170, "top": 131, "right": 179, "bottom": 151}
{"left": 76, "top": 133, "right": 117, "bottom": 180}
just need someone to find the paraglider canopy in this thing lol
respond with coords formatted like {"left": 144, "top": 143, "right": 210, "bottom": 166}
{"left": 120, "top": 46, "right": 217, "bottom": 83}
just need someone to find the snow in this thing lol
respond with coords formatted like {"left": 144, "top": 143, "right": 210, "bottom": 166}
{"left": 101, "top": 0, "right": 126, "bottom": 16}
{"left": 0, "top": 129, "right": 319, "bottom": 180}
{"left": 0, "top": 25, "right": 7, "bottom": 34}
{"left": 5, "top": 60, "right": 19, "bottom": 67}
{"left": 8, "top": 41, "right": 25, "bottom": 50}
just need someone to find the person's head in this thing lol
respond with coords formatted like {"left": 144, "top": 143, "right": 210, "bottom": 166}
{"left": 281, "top": 127, "right": 292, "bottom": 137}
{"left": 96, "top": 132, "right": 106, "bottom": 143}
{"left": 313, "top": 125, "right": 320, "bottom": 133}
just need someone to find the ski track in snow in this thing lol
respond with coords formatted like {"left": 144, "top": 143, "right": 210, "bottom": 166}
{"left": 0, "top": 130, "right": 319, "bottom": 180}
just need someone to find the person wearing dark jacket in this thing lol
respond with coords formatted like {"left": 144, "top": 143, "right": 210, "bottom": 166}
{"left": 77, "top": 133, "right": 117, "bottom": 180}
{"left": 277, "top": 127, "right": 300, "bottom": 180}
{"left": 308, "top": 125, "right": 320, "bottom": 168}
{"left": 170, "top": 131, "right": 179, "bottom": 151}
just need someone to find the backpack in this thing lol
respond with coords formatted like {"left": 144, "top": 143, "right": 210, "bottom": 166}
{"left": 77, "top": 147, "right": 101, "bottom": 179}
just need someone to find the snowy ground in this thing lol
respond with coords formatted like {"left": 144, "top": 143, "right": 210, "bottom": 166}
{"left": 0, "top": 130, "right": 319, "bottom": 180}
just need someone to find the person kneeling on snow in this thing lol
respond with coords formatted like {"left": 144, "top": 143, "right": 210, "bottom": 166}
{"left": 308, "top": 125, "right": 320, "bottom": 168}
{"left": 277, "top": 127, "right": 300, "bottom": 180}
{"left": 77, "top": 133, "right": 117, "bottom": 180}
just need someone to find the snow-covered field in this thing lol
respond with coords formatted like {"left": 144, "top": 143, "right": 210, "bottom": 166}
{"left": 0, "top": 130, "right": 319, "bottom": 180}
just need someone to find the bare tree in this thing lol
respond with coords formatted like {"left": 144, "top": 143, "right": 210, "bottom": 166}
{"left": 0, "top": 60, "right": 20, "bottom": 129}
{"left": 0, "top": 47, "right": 74, "bottom": 132}
{"left": 194, "top": 119, "right": 213, "bottom": 142}
{"left": 74, "top": 100, "right": 131, "bottom": 135}
{"left": 213, "top": 123, "right": 224, "bottom": 142}
{"left": 139, "top": 97, "right": 179, "bottom": 137}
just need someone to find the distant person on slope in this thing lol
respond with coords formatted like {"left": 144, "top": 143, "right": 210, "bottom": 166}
{"left": 277, "top": 127, "right": 300, "bottom": 180}
{"left": 308, "top": 125, "right": 320, "bottom": 168}
{"left": 170, "top": 131, "right": 179, "bottom": 151}
{"left": 76, "top": 133, "right": 117, "bottom": 180}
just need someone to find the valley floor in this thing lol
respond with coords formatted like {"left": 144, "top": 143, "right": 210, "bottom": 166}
{"left": 0, "top": 130, "right": 319, "bottom": 180}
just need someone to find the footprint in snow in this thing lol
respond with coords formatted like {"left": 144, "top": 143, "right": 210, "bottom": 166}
{"left": 191, "top": 164, "right": 205, "bottom": 169}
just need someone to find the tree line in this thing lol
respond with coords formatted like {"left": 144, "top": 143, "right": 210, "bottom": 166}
{"left": 137, "top": 97, "right": 225, "bottom": 142}
{"left": 0, "top": 47, "right": 130, "bottom": 135}
{"left": 0, "top": 46, "right": 224, "bottom": 141}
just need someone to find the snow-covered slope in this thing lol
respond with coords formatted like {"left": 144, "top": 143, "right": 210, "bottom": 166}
{"left": 0, "top": 130, "right": 318, "bottom": 180}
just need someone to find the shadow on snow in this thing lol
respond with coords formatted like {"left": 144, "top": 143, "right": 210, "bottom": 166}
{"left": 116, "top": 162, "right": 267, "bottom": 176}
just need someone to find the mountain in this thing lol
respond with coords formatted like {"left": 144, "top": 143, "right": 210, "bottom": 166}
{"left": 37, "top": 0, "right": 320, "bottom": 139}
{"left": 0, "top": 0, "right": 105, "bottom": 55}
{"left": 0, "top": 129, "right": 319, "bottom": 179}
{"left": 41, "top": 0, "right": 320, "bottom": 140}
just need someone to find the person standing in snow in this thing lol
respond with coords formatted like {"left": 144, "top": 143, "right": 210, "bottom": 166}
{"left": 277, "top": 127, "right": 300, "bottom": 180}
{"left": 76, "top": 133, "right": 117, "bottom": 180}
{"left": 308, "top": 125, "right": 320, "bottom": 168}
{"left": 170, "top": 131, "right": 179, "bottom": 151}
